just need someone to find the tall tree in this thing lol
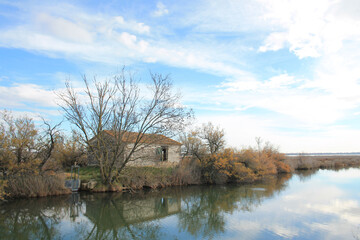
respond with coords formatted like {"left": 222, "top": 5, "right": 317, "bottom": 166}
{"left": 58, "top": 69, "right": 192, "bottom": 184}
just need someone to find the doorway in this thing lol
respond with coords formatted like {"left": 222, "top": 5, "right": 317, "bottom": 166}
{"left": 161, "top": 146, "right": 168, "bottom": 161}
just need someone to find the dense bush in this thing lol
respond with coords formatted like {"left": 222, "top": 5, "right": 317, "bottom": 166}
{"left": 200, "top": 146, "right": 292, "bottom": 184}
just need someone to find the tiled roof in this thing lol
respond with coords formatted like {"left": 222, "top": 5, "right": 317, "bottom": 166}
{"left": 103, "top": 130, "right": 181, "bottom": 145}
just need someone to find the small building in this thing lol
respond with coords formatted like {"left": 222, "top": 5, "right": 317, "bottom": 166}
{"left": 88, "top": 130, "right": 182, "bottom": 167}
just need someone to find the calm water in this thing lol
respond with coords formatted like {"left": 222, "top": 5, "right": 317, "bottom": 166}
{"left": 1, "top": 168, "right": 360, "bottom": 240}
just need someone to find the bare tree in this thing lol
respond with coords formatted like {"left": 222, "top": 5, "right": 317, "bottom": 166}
{"left": 179, "top": 131, "right": 206, "bottom": 161}
{"left": 255, "top": 136, "right": 262, "bottom": 159}
{"left": 57, "top": 69, "right": 192, "bottom": 184}
{"left": 37, "top": 118, "right": 62, "bottom": 168}
{"left": 199, "top": 122, "right": 225, "bottom": 154}
{"left": 180, "top": 122, "right": 225, "bottom": 161}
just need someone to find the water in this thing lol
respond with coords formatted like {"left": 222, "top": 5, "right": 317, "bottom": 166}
{"left": 1, "top": 168, "right": 360, "bottom": 239}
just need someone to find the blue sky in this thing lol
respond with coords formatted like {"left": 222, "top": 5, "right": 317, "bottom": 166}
{"left": 1, "top": 0, "right": 360, "bottom": 152}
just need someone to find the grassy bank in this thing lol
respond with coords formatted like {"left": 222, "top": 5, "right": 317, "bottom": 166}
{"left": 5, "top": 153, "right": 360, "bottom": 199}
{"left": 66, "top": 166, "right": 178, "bottom": 192}
{"left": 284, "top": 155, "right": 360, "bottom": 170}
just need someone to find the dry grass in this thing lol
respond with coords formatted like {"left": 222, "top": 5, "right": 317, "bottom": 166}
{"left": 6, "top": 174, "right": 70, "bottom": 198}
{"left": 117, "top": 166, "right": 175, "bottom": 189}
{"left": 285, "top": 155, "right": 360, "bottom": 170}
{"left": 172, "top": 157, "right": 202, "bottom": 185}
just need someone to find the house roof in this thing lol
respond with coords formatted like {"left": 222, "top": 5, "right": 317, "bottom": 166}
{"left": 103, "top": 130, "right": 182, "bottom": 145}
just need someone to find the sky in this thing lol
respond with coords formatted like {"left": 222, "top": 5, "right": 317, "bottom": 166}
{"left": 1, "top": 0, "right": 360, "bottom": 153}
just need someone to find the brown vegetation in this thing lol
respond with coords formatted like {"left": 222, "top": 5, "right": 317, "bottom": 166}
{"left": 172, "top": 157, "right": 201, "bottom": 185}
{"left": 6, "top": 174, "right": 70, "bottom": 198}
{"left": 0, "top": 111, "right": 83, "bottom": 199}
{"left": 200, "top": 145, "right": 291, "bottom": 184}
{"left": 285, "top": 154, "right": 360, "bottom": 170}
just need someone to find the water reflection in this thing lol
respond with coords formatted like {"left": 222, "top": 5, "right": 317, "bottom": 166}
{"left": 79, "top": 192, "right": 181, "bottom": 239}
{"left": 0, "top": 195, "right": 70, "bottom": 239}
{"left": 177, "top": 174, "right": 291, "bottom": 238}
{"left": 0, "top": 174, "right": 291, "bottom": 239}
{"left": 0, "top": 169, "right": 359, "bottom": 239}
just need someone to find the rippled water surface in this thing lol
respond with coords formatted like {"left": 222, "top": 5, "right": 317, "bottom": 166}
{"left": 1, "top": 168, "right": 360, "bottom": 239}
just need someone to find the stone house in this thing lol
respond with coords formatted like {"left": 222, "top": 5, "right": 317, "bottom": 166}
{"left": 88, "top": 130, "right": 182, "bottom": 166}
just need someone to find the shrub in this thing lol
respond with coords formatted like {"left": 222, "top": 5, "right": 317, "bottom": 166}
{"left": 200, "top": 145, "right": 292, "bottom": 184}
{"left": 201, "top": 149, "right": 258, "bottom": 184}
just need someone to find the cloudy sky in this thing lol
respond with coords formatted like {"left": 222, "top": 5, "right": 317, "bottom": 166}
{"left": 1, "top": 0, "right": 360, "bottom": 152}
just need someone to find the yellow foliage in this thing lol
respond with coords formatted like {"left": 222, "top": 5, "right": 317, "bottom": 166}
{"left": 7, "top": 159, "right": 41, "bottom": 176}
{"left": 200, "top": 145, "right": 292, "bottom": 184}
{"left": 0, "top": 180, "right": 7, "bottom": 200}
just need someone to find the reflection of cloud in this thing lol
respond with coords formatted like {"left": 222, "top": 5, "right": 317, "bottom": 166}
{"left": 223, "top": 169, "right": 360, "bottom": 239}
{"left": 227, "top": 215, "right": 300, "bottom": 239}
{"left": 321, "top": 169, "right": 360, "bottom": 180}
{"left": 266, "top": 224, "right": 299, "bottom": 238}
{"left": 307, "top": 199, "right": 360, "bottom": 225}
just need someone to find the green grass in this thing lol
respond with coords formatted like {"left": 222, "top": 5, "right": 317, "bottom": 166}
{"left": 121, "top": 166, "right": 175, "bottom": 176}
{"left": 65, "top": 166, "right": 101, "bottom": 182}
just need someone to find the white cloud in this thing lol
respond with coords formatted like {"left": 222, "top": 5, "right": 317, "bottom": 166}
{"left": 258, "top": 0, "right": 360, "bottom": 58}
{"left": 219, "top": 73, "right": 354, "bottom": 126}
{"left": 193, "top": 112, "right": 360, "bottom": 152}
{"left": 35, "top": 13, "right": 94, "bottom": 43}
{"left": 0, "top": 2, "right": 254, "bottom": 81}
{"left": 258, "top": 32, "right": 288, "bottom": 52}
{"left": 152, "top": 2, "right": 169, "bottom": 17}
{"left": 110, "top": 16, "right": 150, "bottom": 34}
{"left": 0, "top": 83, "right": 57, "bottom": 108}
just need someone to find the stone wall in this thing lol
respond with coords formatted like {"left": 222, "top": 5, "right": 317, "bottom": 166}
{"left": 127, "top": 144, "right": 181, "bottom": 166}
{"left": 88, "top": 141, "right": 181, "bottom": 167}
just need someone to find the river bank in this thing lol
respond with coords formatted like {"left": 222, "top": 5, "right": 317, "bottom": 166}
{"left": 3, "top": 154, "right": 360, "bottom": 200}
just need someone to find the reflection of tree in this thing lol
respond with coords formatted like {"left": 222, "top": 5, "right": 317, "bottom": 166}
{"left": 178, "top": 187, "right": 225, "bottom": 238}
{"left": 0, "top": 196, "right": 69, "bottom": 239}
{"left": 177, "top": 174, "right": 291, "bottom": 238}
{"left": 296, "top": 169, "right": 318, "bottom": 182}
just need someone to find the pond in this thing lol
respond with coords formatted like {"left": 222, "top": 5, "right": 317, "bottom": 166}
{"left": 1, "top": 168, "right": 360, "bottom": 239}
